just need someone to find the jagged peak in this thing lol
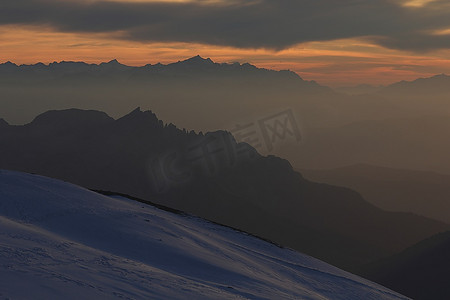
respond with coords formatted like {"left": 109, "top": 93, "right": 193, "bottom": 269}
{"left": 1, "top": 61, "right": 17, "bottom": 67}
{"left": 99, "top": 59, "right": 128, "bottom": 68}
{"left": 15, "top": 62, "right": 47, "bottom": 68}
{"left": 0, "top": 58, "right": 322, "bottom": 89}
{"left": 117, "top": 107, "right": 161, "bottom": 125}
{"left": 132, "top": 107, "right": 142, "bottom": 113}
{"left": 178, "top": 55, "right": 214, "bottom": 65}
{"left": 117, "top": 107, "right": 143, "bottom": 119}
{"left": 241, "top": 62, "right": 256, "bottom": 68}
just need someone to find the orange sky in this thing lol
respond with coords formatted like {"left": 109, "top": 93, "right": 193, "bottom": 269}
{"left": 2, "top": 23, "right": 450, "bottom": 87}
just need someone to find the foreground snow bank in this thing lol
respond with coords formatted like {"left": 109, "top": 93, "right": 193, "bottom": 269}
{"left": 0, "top": 170, "right": 408, "bottom": 299}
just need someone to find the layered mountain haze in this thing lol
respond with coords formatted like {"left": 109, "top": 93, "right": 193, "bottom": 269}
{"left": 0, "top": 56, "right": 328, "bottom": 129}
{"left": 302, "top": 164, "right": 450, "bottom": 223}
{"left": 0, "top": 108, "right": 448, "bottom": 274}
{"left": 379, "top": 74, "right": 450, "bottom": 96}
{"left": 289, "top": 116, "right": 450, "bottom": 173}
{"left": 4, "top": 0, "right": 450, "bottom": 297}
{"left": 334, "top": 74, "right": 450, "bottom": 97}
{"left": 2, "top": 57, "right": 450, "bottom": 298}
{"left": 2, "top": 57, "right": 450, "bottom": 175}
{"left": 1, "top": 56, "right": 445, "bottom": 129}
{"left": 361, "top": 231, "right": 450, "bottom": 300}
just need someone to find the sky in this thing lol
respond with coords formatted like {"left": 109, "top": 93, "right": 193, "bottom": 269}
{"left": 2, "top": 0, "right": 450, "bottom": 87}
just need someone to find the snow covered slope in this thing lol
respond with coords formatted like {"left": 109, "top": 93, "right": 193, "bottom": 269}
{"left": 0, "top": 170, "right": 408, "bottom": 300}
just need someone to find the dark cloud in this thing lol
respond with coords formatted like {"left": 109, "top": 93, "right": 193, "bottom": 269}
{"left": 1, "top": 0, "right": 450, "bottom": 51}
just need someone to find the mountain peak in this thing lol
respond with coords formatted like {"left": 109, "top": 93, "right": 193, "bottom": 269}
{"left": 1, "top": 61, "right": 17, "bottom": 67}
{"left": 132, "top": 106, "right": 142, "bottom": 113}
{"left": 99, "top": 59, "right": 127, "bottom": 68}
{"left": 180, "top": 55, "right": 214, "bottom": 65}
{"left": 382, "top": 72, "right": 450, "bottom": 94}
{"left": 0, "top": 61, "right": 18, "bottom": 72}
{"left": 431, "top": 73, "right": 449, "bottom": 79}
{"left": 117, "top": 107, "right": 161, "bottom": 127}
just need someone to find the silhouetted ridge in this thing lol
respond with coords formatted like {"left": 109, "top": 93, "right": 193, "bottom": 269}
{"left": 107, "top": 59, "right": 121, "bottom": 65}
{"left": 47, "top": 61, "right": 95, "bottom": 73}
{"left": 0, "top": 108, "right": 447, "bottom": 275}
{"left": 361, "top": 231, "right": 450, "bottom": 300}
{"left": 0, "top": 61, "right": 18, "bottom": 70}
{"left": 0, "top": 56, "right": 322, "bottom": 88}
{"left": 116, "top": 107, "right": 164, "bottom": 128}
{"left": 30, "top": 109, "right": 114, "bottom": 129}
{"left": 0, "top": 118, "right": 8, "bottom": 127}
{"left": 49, "top": 61, "right": 91, "bottom": 67}
{"left": 301, "top": 163, "right": 450, "bottom": 223}
{"left": 380, "top": 73, "right": 450, "bottom": 95}
{"left": 98, "top": 59, "right": 130, "bottom": 71}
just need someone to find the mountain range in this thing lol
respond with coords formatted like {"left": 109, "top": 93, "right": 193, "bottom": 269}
{"left": 3, "top": 57, "right": 449, "bottom": 96}
{"left": 334, "top": 74, "right": 450, "bottom": 96}
{"left": 0, "top": 56, "right": 338, "bottom": 133}
{"left": 0, "top": 56, "right": 316, "bottom": 85}
{"left": 2, "top": 56, "right": 450, "bottom": 299}
{"left": 0, "top": 107, "right": 448, "bottom": 274}
{"left": 2, "top": 57, "right": 450, "bottom": 176}
{"left": 378, "top": 74, "right": 450, "bottom": 96}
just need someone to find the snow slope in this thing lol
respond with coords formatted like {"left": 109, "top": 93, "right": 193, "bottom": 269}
{"left": 0, "top": 170, "right": 408, "bottom": 300}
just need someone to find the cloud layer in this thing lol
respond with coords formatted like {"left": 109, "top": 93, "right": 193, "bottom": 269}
{"left": 1, "top": 0, "right": 450, "bottom": 51}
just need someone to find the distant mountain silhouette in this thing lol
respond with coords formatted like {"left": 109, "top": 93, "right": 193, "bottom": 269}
{"left": 379, "top": 74, "right": 450, "bottom": 95}
{"left": 172, "top": 55, "right": 215, "bottom": 68}
{"left": 0, "top": 56, "right": 318, "bottom": 86}
{"left": 4, "top": 57, "right": 450, "bottom": 178}
{"left": 1, "top": 58, "right": 449, "bottom": 133}
{"left": 0, "top": 108, "right": 447, "bottom": 273}
{"left": 301, "top": 164, "right": 450, "bottom": 223}
{"left": 0, "top": 56, "right": 337, "bottom": 131}
{"left": 360, "top": 231, "right": 450, "bottom": 300}
{"left": 289, "top": 116, "right": 450, "bottom": 173}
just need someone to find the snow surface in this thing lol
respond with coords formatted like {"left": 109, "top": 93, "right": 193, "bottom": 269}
{"left": 0, "top": 170, "right": 409, "bottom": 300}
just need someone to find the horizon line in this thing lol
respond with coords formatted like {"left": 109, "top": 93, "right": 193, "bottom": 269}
{"left": 1, "top": 56, "right": 449, "bottom": 88}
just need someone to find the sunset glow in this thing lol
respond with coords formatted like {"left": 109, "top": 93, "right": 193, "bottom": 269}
{"left": 2, "top": 25, "right": 450, "bottom": 87}
{"left": 2, "top": 0, "right": 450, "bottom": 86}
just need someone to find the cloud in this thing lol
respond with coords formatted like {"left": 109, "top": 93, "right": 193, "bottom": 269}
{"left": 1, "top": 0, "right": 450, "bottom": 51}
